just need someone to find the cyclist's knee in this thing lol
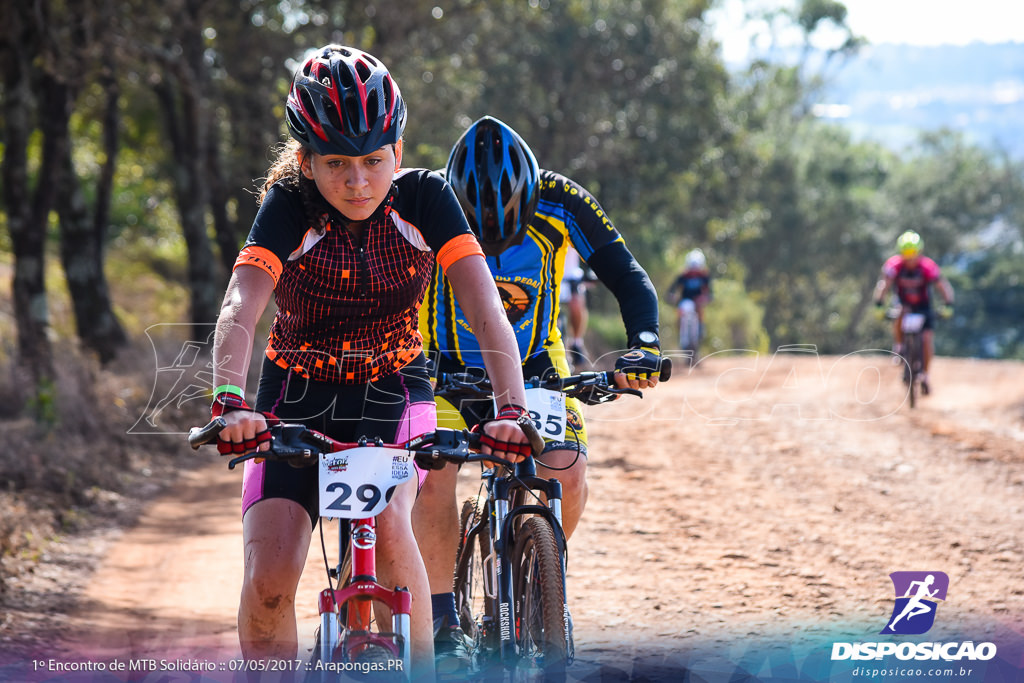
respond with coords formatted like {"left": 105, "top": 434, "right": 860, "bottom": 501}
{"left": 418, "top": 462, "right": 459, "bottom": 499}
{"left": 539, "top": 450, "right": 587, "bottom": 492}
{"left": 243, "top": 566, "right": 298, "bottom": 612}
{"left": 377, "top": 483, "right": 417, "bottom": 537}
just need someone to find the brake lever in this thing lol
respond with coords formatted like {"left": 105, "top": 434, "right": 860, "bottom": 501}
{"left": 226, "top": 451, "right": 259, "bottom": 470}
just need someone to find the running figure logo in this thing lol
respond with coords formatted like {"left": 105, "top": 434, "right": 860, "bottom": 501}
{"left": 881, "top": 571, "right": 949, "bottom": 635}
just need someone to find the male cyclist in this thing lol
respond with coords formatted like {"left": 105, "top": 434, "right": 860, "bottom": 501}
{"left": 666, "top": 248, "right": 712, "bottom": 347}
{"left": 873, "top": 230, "right": 954, "bottom": 392}
{"left": 415, "top": 115, "right": 662, "bottom": 673}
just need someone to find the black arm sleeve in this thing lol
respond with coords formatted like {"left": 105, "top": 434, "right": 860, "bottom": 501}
{"left": 587, "top": 241, "right": 660, "bottom": 347}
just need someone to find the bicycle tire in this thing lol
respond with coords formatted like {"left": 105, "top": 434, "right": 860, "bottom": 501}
{"left": 351, "top": 642, "right": 404, "bottom": 681}
{"left": 511, "top": 517, "right": 569, "bottom": 680}
{"left": 905, "top": 332, "right": 922, "bottom": 408}
{"left": 453, "top": 496, "right": 496, "bottom": 660}
{"left": 677, "top": 304, "right": 701, "bottom": 365}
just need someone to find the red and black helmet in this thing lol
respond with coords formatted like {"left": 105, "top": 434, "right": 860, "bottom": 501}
{"left": 445, "top": 116, "right": 540, "bottom": 257}
{"left": 286, "top": 45, "right": 407, "bottom": 156}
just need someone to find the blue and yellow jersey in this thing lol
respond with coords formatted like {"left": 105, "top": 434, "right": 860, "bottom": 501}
{"left": 420, "top": 169, "right": 624, "bottom": 368}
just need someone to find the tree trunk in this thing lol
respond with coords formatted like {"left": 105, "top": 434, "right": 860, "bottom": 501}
{"left": 55, "top": 73, "right": 128, "bottom": 364}
{"left": 151, "top": 7, "right": 222, "bottom": 337}
{"left": 1, "top": 7, "right": 56, "bottom": 387}
{"left": 206, "top": 125, "right": 242, "bottom": 274}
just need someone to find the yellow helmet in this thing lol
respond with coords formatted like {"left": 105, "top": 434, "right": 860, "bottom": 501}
{"left": 897, "top": 230, "right": 922, "bottom": 257}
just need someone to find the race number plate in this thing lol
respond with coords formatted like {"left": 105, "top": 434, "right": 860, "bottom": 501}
{"left": 901, "top": 312, "right": 927, "bottom": 333}
{"left": 524, "top": 387, "right": 566, "bottom": 441}
{"left": 318, "top": 447, "right": 414, "bottom": 518}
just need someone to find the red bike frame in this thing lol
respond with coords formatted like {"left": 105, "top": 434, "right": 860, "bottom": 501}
{"left": 317, "top": 515, "right": 413, "bottom": 661}
{"left": 309, "top": 437, "right": 415, "bottom": 673}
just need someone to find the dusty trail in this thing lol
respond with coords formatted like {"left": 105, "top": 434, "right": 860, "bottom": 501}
{"left": 6, "top": 352, "right": 1024, "bottom": 681}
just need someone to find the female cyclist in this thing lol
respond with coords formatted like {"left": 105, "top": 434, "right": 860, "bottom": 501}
{"left": 415, "top": 115, "right": 662, "bottom": 671}
{"left": 209, "top": 47, "right": 531, "bottom": 677}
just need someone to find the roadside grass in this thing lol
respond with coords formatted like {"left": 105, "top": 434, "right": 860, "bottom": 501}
{"left": 0, "top": 241, "right": 209, "bottom": 601}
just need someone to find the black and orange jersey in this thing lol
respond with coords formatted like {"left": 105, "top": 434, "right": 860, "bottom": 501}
{"left": 235, "top": 169, "right": 482, "bottom": 384}
{"left": 421, "top": 169, "right": 658, "bottom": 369}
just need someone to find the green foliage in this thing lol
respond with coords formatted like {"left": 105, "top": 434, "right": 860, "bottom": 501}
{"left": 701, "top": 278, "right": 770, "bottom": 354}
{"left": 942, "top": 231, "right": 1024, "bottom": 359}
{"left": 25, "top": 377, "right": 58, "bottom": 427}
{"left": 2, "top": 0, "right": 1022, "bottom": 361}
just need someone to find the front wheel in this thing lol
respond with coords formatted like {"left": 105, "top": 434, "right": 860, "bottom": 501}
{"left": 678, "top": 304, "right": 701, "bottom": 365}
{"left": 904, "top": 332, "right": 923, "bottom": 408}
{"left": 511, "top": 517, "right": 569, "bottom": 681}
{"left": 454, "top": 496, "right": 497, "bottom": 664}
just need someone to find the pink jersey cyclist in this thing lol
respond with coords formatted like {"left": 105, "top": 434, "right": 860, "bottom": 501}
{"left": 882, "top": 254, "right": 943, "bottom": 311}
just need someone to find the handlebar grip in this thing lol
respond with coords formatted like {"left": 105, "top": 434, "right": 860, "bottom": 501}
{"left": 659, "top": 357, "right": 673, "bottom": 382}
{"left": 516, "top": 415, "right": 546, "bottom": 457}
{"left": 188, "top": 417, "right": 227, "bottom": 450}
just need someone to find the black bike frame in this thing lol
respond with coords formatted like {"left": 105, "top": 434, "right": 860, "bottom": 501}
{"left": 464, "top": 456, "right": 567, "bottom": 662}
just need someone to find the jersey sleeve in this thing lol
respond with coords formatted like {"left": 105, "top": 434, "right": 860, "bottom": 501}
{"left": 540, "top": 170, "right": 623, "bottom": 261}
{"left": 234, "top": 183, "right": 308, "bottom": 285}
{"left": 881, "top": 255, "right": 903, "bottom": 279}
{"left": 920, "top": 257, "right": 943, "bottom": 282}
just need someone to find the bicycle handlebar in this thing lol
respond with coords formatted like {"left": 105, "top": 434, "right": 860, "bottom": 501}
{"left": 436, "top": 357, "right": 672, "bottom": 406}
{"left": 188, "top": 418, "right": 544, "bottom": 471}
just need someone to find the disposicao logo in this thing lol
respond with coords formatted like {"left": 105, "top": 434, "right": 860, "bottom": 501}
{"left": 881, "top": 571, "right": 948, "bottom": 635}
{"left": 831, "top": 571, "right": 997, "bottom": 663}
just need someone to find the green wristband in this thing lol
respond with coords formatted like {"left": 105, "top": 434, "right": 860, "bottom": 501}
{"left": 213, "top": 384, "right": 245, "bottom": 398}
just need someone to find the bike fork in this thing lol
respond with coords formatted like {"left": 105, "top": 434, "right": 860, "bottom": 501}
{"left": 491, "top": 494, "right": 518, "bottom": 661}
{"left": 316, "top": 518, "right": 413, "bottom": 675}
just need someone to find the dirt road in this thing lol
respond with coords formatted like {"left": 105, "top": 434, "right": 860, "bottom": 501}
{"left": 6, "top": 351, "right": 1024, "bottom": 681}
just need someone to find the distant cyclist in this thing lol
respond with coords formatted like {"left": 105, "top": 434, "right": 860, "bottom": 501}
{"left": 559, "top": 246, "right": 595, "bottom": 368}
{"left": 873, "top": 230, "right": 954, "bottom": 392}
{"left": 666, "top": 248, "right": 712, "bottom": 347}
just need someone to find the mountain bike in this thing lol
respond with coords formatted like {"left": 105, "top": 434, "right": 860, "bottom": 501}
{"left": 897, "top": 310, "right": 927, "bottom": 408}
{"left": 436, "top": 360, "right": 672, "bottom": 680}
{"left": 677, "top": 298, "right": 701, "bottom": 365}
{"left": 188, "top": 419, "right": 541, "bottom": 682}
{"left": 882, "top": 304, "right": 927, "bottom": 408}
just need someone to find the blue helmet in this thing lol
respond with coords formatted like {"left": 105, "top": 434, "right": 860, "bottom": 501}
{"left": 286, "top": 45, "right": 406, "bottom": 157}
{"left": 445, "top": 116, "right": 540, "bottom": 256}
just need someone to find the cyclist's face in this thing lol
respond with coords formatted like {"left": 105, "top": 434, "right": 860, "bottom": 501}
{"left": 300, "top": 141, "right": 402, "bottom": 222}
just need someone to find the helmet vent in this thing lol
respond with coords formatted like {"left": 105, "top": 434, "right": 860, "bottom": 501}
{"left": 336, "top": 63, "right": 356, "bottom": 92}
{"left": 366, "top": 89, "right": 380, "bottom": 120}
{"left": 481, "top": 182, "right": 497, "bottom": 238}
{"left": 286, "top": 108, "right": 306, "bottom": 137}
{"left": 322, "top": 99, "right": 342, "bottom": 133}
{"left": 355, "top": 61, "right": 372, "bottom": 83}
{"left": 500, "top": 174, "right": 512, "bottom": 202}
{"left": 299, "top": 91, "right": 316, "bottom": 121}
{"left": 508, "top": 147, "right": 521, "bottom": 176}
{"left": 342, "top": 91, "right": 361, "bottom": 134}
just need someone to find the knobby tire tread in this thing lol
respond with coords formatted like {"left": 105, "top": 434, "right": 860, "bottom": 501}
{"left": 906, "top": 332, "right": 923, "bottom": 408}
{"left": 512, "top": 516, "right": 568, "bottom": 679}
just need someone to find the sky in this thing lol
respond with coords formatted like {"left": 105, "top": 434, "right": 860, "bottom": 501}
{"left": 709, "top": 0, "right": 1024, "bottom": 63}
